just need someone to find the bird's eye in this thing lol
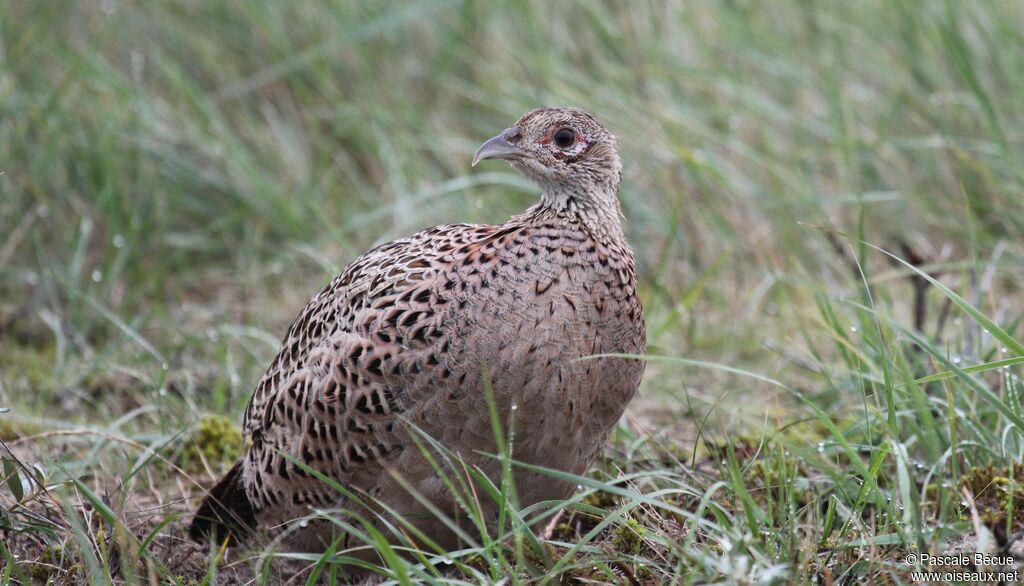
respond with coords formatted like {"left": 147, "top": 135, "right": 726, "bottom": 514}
{"left": 553, "top": 128, "right": 576, "bottom": 149}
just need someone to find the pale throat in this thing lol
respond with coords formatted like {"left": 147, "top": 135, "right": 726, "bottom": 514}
{"left": 523, "top": 177, "right": 627, "bottom": 245}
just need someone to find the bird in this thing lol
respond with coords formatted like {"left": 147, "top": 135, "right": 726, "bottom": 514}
{"left": 189, "top": 107, "right": 647, "bottom": 560}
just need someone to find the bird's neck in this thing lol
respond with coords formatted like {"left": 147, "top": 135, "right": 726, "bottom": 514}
{"left": 518, "top": 180, "right": 627, "bottom": 245}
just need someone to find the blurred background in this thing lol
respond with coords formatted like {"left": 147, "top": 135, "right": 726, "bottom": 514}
{"left": 1, "top": 1, "right": 1023, "bottom": 582}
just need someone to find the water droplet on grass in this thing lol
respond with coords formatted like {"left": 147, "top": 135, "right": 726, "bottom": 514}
{"left": 0, "top": 407, "right": 10, "bottom": 414}
{"left": 850, "top": 326, "right": 858, "bottom": 333}
{"left": 113, "top": 234, "right": 125, "bottom": 248}
{"left": 91, "top": 269, "right": 102, "bottom": 282}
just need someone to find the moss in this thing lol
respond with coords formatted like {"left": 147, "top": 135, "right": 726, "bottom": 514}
{"left": 520, "top": 540, "right": 558, "bottom": 572}
{"left": 0, "top": 417, "right": 44, "bottom": 441}
{"left": 178, "top": 414, "right": 242, "bottom": 473}
{"left": 581, "top": 490, "right": 618, "bottom": 510}
{"left": 961, "top": 464, "right": 1024, "bottom": 530}
{"left": 635, "top": 562, "right": 654, "bottom": 581}
{"left": 612, "top": 517, "right": 647, "bottom": 556}
{"left": 0, "top": 343, "right": 56, "bottom": 396}
{"left": 27, "top": 543, "right": 79, "bottom": 583}
{"left": 701, "top": 433, "right": 761, "bottom": 464}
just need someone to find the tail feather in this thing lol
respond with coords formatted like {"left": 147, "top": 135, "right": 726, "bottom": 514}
{"left": 189, "top": 460, "right": 256, "bottom": 545}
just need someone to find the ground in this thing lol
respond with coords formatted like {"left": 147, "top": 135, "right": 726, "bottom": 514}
{"left": 2, "top": 1, "right": 1024, "bottom": 584}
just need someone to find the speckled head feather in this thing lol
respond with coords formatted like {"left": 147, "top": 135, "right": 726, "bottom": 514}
{"left": 510, "top": 107, "right": 622, "bottom": 192}
{"left": 474, "top": 107, "right": 626, "bottom": 243}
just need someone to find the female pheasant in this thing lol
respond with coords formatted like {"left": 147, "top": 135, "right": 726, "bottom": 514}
{"left": 190, "top": 107, "right": 646, "bottom": 557}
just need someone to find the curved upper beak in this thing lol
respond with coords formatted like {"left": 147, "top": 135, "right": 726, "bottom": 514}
{"left": 472, "top": 128, "right": 527, "bottom": 167}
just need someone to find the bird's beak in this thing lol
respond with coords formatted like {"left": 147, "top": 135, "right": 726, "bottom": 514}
{"left": 472, "top": 128, "right": 527, "bottom": 167}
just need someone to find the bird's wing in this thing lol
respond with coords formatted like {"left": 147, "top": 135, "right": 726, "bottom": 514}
{"left": 237, "top": 222, "right": 514, "bottom": 521}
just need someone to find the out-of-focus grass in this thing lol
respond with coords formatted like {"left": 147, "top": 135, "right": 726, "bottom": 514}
{"left": 1, "top": 0, "right": 1022, "bottom": 583}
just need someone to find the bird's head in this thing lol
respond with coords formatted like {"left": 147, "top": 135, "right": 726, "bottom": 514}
{"left": 473, "top": 107, "right": 622, "bottom": 202}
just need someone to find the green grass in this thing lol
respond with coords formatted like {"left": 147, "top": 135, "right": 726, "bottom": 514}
{"left": 2, "top": 0, "right": 1023, "bottom": 583}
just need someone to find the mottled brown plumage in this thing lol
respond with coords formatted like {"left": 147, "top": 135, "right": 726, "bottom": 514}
{"left": 190, "top": 107, "right": 646, "bottom": 556}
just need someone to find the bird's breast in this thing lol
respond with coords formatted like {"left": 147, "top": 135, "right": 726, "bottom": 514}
{"left": 433, "top": 225, "right": 644, "bottom": 406}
